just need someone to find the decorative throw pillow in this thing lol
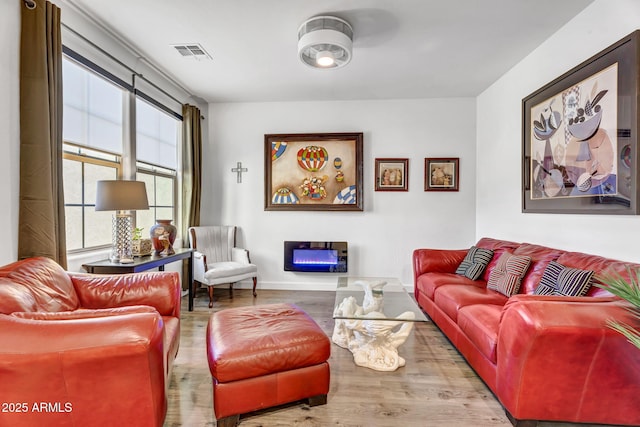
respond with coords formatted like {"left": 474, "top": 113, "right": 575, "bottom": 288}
{"left": 534, "top": 261, "right": 594, "bottom": 296}
{"left": 455, "top": 246, "right": 494, "bottom": 280}
{"left": 487, "top": 252, "right": 532, "bottom": 296}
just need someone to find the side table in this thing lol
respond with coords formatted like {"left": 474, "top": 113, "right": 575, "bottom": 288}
{"left": 82, "top": 248, "right": 195, "bottom": 311}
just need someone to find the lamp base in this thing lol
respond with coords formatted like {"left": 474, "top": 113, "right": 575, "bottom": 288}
{"left": 111, "top": 212, "right": 134, "bottom": 263}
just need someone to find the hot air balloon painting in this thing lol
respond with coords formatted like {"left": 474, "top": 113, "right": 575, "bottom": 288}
{"left": 271, "top": 141, "right": 287, "bottom": 161}
{"left": 264, "top": 133, "right": 363, "bottom": 211}
{"left": 271, "top": 187, "right": 299, "bottom": 204}
{"left": 334, "top": 185, "right": 357, "bottom": 204}
{"left": 297, "top": 146, "right": 328, "bottom": 172}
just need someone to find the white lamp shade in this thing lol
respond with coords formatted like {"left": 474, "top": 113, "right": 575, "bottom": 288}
{"left": 95, "top": 180, "right": 149, "bottom": 211}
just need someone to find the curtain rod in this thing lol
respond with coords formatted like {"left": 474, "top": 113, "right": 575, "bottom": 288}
{"left": 61, "top": 22, "right": 189, "bottom": 107}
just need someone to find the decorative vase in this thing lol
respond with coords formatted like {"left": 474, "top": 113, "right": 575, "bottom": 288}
{"left": 150, "top": 220, "right": 177, "bottom": 256}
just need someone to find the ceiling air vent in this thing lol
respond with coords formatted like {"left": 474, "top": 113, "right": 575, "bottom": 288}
{"left": 171, "top": 43, "right": 212, "bottom": 60}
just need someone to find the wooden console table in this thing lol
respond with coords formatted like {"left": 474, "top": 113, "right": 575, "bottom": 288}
{"left": 82, "top": 248, "right": 196, "bottom": 311}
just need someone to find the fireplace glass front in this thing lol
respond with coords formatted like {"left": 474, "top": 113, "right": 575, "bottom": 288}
{"left": 284, "top": 241, "right": 347, "bottom": 272}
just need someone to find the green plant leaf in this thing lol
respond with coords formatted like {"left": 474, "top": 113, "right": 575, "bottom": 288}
{"left": 595, "top": 266, "right": 640, "bottom": 350}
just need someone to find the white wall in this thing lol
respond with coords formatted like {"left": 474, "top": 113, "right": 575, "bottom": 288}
{"left": 476, "top": 0, "right": 640, "bottom": 262}
{"left": 206, "top": 99, "right": 477, "bottom": 289}
{"left": 0, "top": 0, "right": 20, "bottom": 266}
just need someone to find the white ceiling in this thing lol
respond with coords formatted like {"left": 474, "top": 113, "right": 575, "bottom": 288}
{"left": 61, "top": 0, "right": 594, "bottom": 103}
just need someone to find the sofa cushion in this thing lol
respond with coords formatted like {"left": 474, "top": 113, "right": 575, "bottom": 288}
{"left": 534, "top": 261, "right": 594, "bottom": 297}
{"left": 434, "top": 285, "right": 508, "bottom": 322}
{"left": 204, "top": 261, "right": 257, "bottom": 281}
{"left": 456, "top": 246, "right": 494, "bottom": 280}
{"left": 513, "top": 243, "right": 564, "bottom": 294}
{"left": 416, "top": 272, "right": 483, "bottom": 300}
{"left": 0, "top": 279, "right": 37, "bottom": 314}
{"left": 487, "top": 252, "right": 532, "bottom": 296}
{"left": 0, "top": 257, "right": 79, "bottom": 312}
{"left": 10, "top": 305, "right": 158, "bottom": 320}
{"left": 557, "top": 251, "right": 635, "bottom": 297}
{"left": 457, "top": 304, "right": 502, "bottom": 363}
{"left": 476, "top": 238, "right": 520, "bottom": 282}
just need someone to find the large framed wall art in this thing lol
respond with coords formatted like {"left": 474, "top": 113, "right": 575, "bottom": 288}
{"left": 522, "top": 30, "right": 640, "bottom": 214}
{"left": 264, "top": 132, "right": 363, "bottom": 211}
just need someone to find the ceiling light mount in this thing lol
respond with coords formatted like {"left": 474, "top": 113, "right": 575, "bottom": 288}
{"left": 298, "top": 16, "right": 353, "bottom": 69}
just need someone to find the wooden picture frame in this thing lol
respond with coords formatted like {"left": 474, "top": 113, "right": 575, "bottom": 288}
{"left": 424, "top": 158, "right": 459, "bottom": 192}
{"left": 264, "top": 132, "right": 363, "bottom": 211}
{"left": 375, "top": 158, "right": 409, "bottom": 191}
{"left": 522, "top": 30, "right": 640, "bottom": 214}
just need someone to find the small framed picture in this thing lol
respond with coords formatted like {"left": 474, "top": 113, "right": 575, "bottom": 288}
{"left": 375, "top": 158, "right": 409, "bottom": 191}
{"left": 425, "top": 158, "right": 459, "bottom": 192}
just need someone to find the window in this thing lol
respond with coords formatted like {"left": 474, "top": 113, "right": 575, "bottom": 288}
{"left": 62, "top": 59, "right": 124, "bottom": 154}
{"left": 62, "top": 53, "right": 181, "bottom": 253}
{"left": 135, "top": 96, "right": 180, "bottom": 231}
{"left": 62, "top": 143, "right": 120, "bottom": 251}
{"left": 137, "top": 163, "right": 176, "bottom": 231}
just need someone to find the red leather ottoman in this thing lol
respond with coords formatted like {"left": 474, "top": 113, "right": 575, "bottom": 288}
{"left": 206, "top": 303, "right": 331, "bottom": 426}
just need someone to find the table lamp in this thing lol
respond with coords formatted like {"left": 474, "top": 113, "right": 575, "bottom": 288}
{"left": 95, "top": 180, "right": 149, "bottom": 264}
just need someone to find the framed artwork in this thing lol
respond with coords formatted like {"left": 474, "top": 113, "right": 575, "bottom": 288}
{"left": 424, "top": 158, "right": 459, "bottom": 192}
{"left": 264, "top": 132, "right": 363, "bottom": 211}
{"left": 375, "top": 158, "right": 409, "bottom": 191}
{"left": 522, "top": 30, "right": 640, "bottom": 214}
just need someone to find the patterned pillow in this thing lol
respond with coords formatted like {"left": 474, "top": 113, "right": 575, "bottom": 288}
{"left": 487, "top": 252, "right": 532, "bottom": 296}
{"left": 455, "top": 246, "right": 494, "bottom": 280}
{"left": 534, "top": 261, "right": 594, "bottom": 296}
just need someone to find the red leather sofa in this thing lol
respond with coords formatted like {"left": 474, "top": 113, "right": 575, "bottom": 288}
{"left": 0, "top": 257, "right": 181, "bottom": 427}
{"left": 413, "top": 238, "right": 640, "bottom": 426}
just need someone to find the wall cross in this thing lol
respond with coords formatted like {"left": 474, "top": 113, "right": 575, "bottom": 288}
{"left": 231, "top": 161, "right": 248, "bottom": 183}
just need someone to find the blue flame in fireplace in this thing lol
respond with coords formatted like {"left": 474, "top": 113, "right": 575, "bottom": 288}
{"left": 292, "top": 249, "right": 338, "bottom": 266}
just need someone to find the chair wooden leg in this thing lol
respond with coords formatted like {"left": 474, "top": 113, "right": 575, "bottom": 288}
{"left": 252, "top": 277, "right": 257, "bottom": 297}
{"left": 208, "top": 286, "right": 214, "bottom": 308}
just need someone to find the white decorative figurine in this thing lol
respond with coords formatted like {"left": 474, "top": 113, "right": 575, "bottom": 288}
{"left": 332, "top": 280, "right": 416, "bottom": 371}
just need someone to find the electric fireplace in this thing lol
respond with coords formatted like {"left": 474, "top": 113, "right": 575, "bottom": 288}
{"left": 284, "top": 241, "right": 348, "bottom": 272}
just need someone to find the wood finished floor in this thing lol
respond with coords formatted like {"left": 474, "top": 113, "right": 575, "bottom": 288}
{"left": 164, "top": 289, "right": 609, "bottom": 427}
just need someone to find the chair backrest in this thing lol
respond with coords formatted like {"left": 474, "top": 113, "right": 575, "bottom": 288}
{"left": 188, "top": 226, "right": 236, "bottom": 263}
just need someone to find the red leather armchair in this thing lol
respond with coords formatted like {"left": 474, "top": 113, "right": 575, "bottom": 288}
{"left": 0, "top": 257, "right": 181, "bottom": 427}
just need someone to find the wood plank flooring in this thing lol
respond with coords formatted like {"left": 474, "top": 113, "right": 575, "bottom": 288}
{"left": 163, "top": 289, "right": 608, "bottom": 427}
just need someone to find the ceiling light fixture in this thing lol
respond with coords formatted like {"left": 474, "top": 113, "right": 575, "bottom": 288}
{"left": 298, "top": 16, "right": 353, "bottom": 69}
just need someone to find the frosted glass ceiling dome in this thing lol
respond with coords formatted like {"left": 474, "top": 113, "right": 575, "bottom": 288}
{"left": 298, "top": 16, "right": 353, "bottom": 69}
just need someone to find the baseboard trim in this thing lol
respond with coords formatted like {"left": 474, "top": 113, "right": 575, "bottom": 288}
{"left": 211, "top": 280, "right": 413, "bottom": 292}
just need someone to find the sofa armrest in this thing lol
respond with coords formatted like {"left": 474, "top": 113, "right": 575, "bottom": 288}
{"left": 412, "top": 248, "right": 467, "bottom": 281}
{"left": 231, "top": 247, "right": 251, "bottom": 264}
{"left": 193, "top": 250, "right": 208, "bottom": 283}
{"left": 70, "top": 271, "right": 181, "bottom": 318}
{"left": 0, "top": 312, "right": 166, "bottom": 426}
{"left": 496, "top": 298, "right": 640, "bottom": 424}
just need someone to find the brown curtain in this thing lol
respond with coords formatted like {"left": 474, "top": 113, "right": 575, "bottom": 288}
{"left": 181, "top": 104, "right": 202, "bottom": 288}
{"left": 18, "top": 0, "right": 67, "bottom": 268}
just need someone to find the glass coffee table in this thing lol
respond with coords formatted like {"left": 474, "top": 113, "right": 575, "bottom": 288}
{"left": 332, "top": 276, "right": 428, "bottom": 371}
